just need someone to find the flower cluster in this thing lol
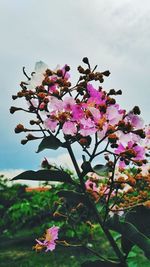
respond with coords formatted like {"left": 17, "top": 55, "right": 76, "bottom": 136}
{"left": 11, "top": 58, "right": 149, "bottom": 170}
{"left": 33, "top": 226, "right": 59, "bottom": 252}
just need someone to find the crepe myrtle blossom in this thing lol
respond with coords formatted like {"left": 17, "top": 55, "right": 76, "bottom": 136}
{"left": 44, "top": 118, "right": 58, "bottom": 132}
{"left": 115, "top": 141, "right": 145, "bottom": 161}
{"left": 115, "top": 141, "right": 145, "bottom": 169}
{"left": 125, "top": 112, "right": 144, "bottom": 129}
{"left": 106, "top": 105, "right": 125, "bottom": 126}
{"left": 26, "top": 61, "right": 48, "bottom": 90}
{"left": 62, "top": 121, "right": 77, "bottom": 136}
{"left": 34, "top": 226, "right": 59, "bottom": 252}
{"left": 85, "top": 179, "right": 99, "bottom": 193}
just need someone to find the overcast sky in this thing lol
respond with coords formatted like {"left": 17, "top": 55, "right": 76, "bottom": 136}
{"left": 0, "top": 0, "right": 150, "bottom": 179}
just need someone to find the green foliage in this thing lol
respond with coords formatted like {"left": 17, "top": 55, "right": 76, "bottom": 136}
{"left": 81, "top": 260, "right": 121, "bottom": 267}
{"left": 36, "top": 135, "right": 63, "bottom": 152}
{"left": 93, "top": 164, "right": 110, "bottom": 177}
{"left": 121, "top": 206, "right": 150, "bottom": 256}
{"left": 11, "top": 169, "right": 74, "bottom": 183}
{"left": 106, "top": 214, "right": 150, "bottom": 260}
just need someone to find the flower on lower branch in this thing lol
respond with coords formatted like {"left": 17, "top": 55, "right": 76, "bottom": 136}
{"left": 33, "top": 226, "right": 59, "bottom": 252}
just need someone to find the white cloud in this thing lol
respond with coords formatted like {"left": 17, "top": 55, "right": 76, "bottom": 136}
{"left": 46, "top": 153, "right": 83, "bottom": 172}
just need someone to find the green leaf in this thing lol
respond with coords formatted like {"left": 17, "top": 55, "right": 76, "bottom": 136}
{"left": 81, "top": 161, "right": 92, "bottom": 174}
{"left": 93, "top": 164, "right": 110, "bottom": 177}
{"left": 125, "top": 206, "right": 150, "bottom": 237}
{"left": 81, "top": 260, "right": 121, "bottom": 267}
{"left": 58, "top": 190, "right": 88, "bottom": 206}
{"left": 106, "top": 215, "right": 150, "bottom": 260}
{"left": 36, "top": 135, "right": 63, "bottom": 153}
{"left": 11, "top": 170, "right": 73, "bottom": 183}
{"left": 121, "top": 206, "right": 150, "bottom": 256}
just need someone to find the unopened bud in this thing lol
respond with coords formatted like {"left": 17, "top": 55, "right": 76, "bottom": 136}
{"left": 21, "top": 139, "right": 28, "bottom": 145}
{"left": 133, "top": 106, "right": 141, "bottom": 115}
{"left": 26, "top": 134, "right": 38, "bottom": 140}
{"left": 10, "top": 106, "right": 21, "bottom": 114}
{"left": 116, "top": 90, "right": 122, "bottom": 95}
{"left": 64, "top": 65, "right": 70, "bottom": 72}
{"left": 57, "top": 69, "right": 63, "bottom": 77}
{"left": 15, "top": 124, "right": 25, "bottom": 133}
{"left": 102, "top": 70, "right": 110, "bottom": 76}
{"left": 12, "top": 95, "right": 18, "bottom": 100}
{"left": 82, "top": 57, "right": 89, "bottom": 65}
{"left": 108, "top": 89, "right": 116, "bottom": 95}
{"left": 78, "top": 66, "right": 85, "bottom": 74}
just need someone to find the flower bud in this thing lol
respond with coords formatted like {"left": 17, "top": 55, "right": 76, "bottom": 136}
{"left": 21, "top": 139, "right": 28, "bottom": 145}
{"left": 10, "top": 106, "right": 21, "bottom": 114}
{"left": 102, "top": 70, "right": 110, "bottom": 76}
{"left": 78, "top": 66, "right": 85, "bottom": 74}
{"left": 30, "top": 120, "right": 36, "bottom": 125}
{"left": 134, "top": 129, "right": 146, "bottom": 139}
{"left": 26, "top": 134, "right": 38, "bottom": 140}
{"left": 133, "top": 106, "right": 141, "bottom": 115}
{"left": 12, "top": 95, "right": 18, "bottom": 100}
{"left": 45, "top": 69, "right": 53, "bottom": 76}
{"left": 15, "top": 124, "right": 25, "bottom": 133}
{"left": 82, "top": 57, "right": 89, "bottom": 65}
{"left": 116, "top": 90, "right": 122, "bottom": 95}
{"left": 108, "top": 134, "right": 118, "bottom": 143}
{"left": 108, "top": 89, "right": 116, "bottom": 95}
{"left": 57, "top": 69, "right": 63, "bottom": 77}
{"left": 64, "top": 65, "right": 70, "bottom": 72}
{"left": 84, "top": 69, "right": 91, "bottom": 75}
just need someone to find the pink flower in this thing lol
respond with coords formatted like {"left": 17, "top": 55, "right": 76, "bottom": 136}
{"left": 47, "top": 97, "right": 63, "bottom": 112}
{"left": 63, "top": 97, "right": 75, "bottom": 111}
{"left": 85, "top": 179, "right": 99, "bottom": 193}
{"left": 126, "top": 113, "right": 144, "bottom": 129}
{"left": 88, "top": 107, "right": 101, "bottom": 122}
{"left": 115, "top": 141, "right": 145, "bottom": 161}
{"left": 72, "top": 105, "right": 84, "bottom": 120}
{"left": 35, "top": 226, "right": 59, "bottom": 252}
{"left": 79, "top": 118, "right": 97, "bottom": 136}
{"left": 106, "top": 105, "right": 124, "bottom": 125}
{"left": 87, "top": 83, "right": 105, "bottom": 105}
{"left": 44, "top": 118, "right": 58, "bottom": 132}
{"left": 62, "top": 121, "right": 77, "bottom": 136}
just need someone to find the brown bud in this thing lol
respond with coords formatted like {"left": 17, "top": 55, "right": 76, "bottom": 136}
{"left": 12, "top": 95, "right": 18, "bottom": 100}
{"left": 133, "top": 106, "right": 141, "bottom": 115}
{"left": 37, "top": 92, "right": 46, "bottom": 99}
{"left": 57, "top": 69, "right": 63, "bottom": 77}
{"left": 10, "top": 106, "right": 21, "bottom": 114}
{"left": 26, "top": 134, "right": 37, "bottom": 140}
{"left": 82, "top": 57, "right": 89, "bottom": 65}
{"left": 108, "top": 89, "right": 116, "bottom": 95}
{"left": 84, "top": 68, "right": 91, "bottom": 75}
{"left": 116, "top": 90, "right": 122, "bottom": 95}
{"left": 21, "top": 139, "right": 28, "bottom": 145}
{"left": 78, "top": 66, "right": 85, "bottom": 74}
{"left": 15, "top": 124, "right": 25, "bottom": 133}
{"left": 79, "top": 138, "right": 88, "bottom": 146}
{"left": 17, "top": 91, "right": 24, "bottom": 97}
{"left": 106, "top": 98, "right": 116, "bottom": 105}
{"left": 45, "top": 69, "right": 53, "bottom": 76}
{"left": 30, "top": 120, "right": 36, "bottom": 125}
{"left": 89, "top": 73, "right": 95, "bottom": 80}
{"left": 102, "top": 70, "right": 110, "bottom": 76}
{"left": 64, "top": 65, "right": 70, "bottom": 72}
{"left": 108, "top": 134, "right": 118, "bottom": 143}
{"left": 134, "top": 129, "right": 146, "bottom": 139}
